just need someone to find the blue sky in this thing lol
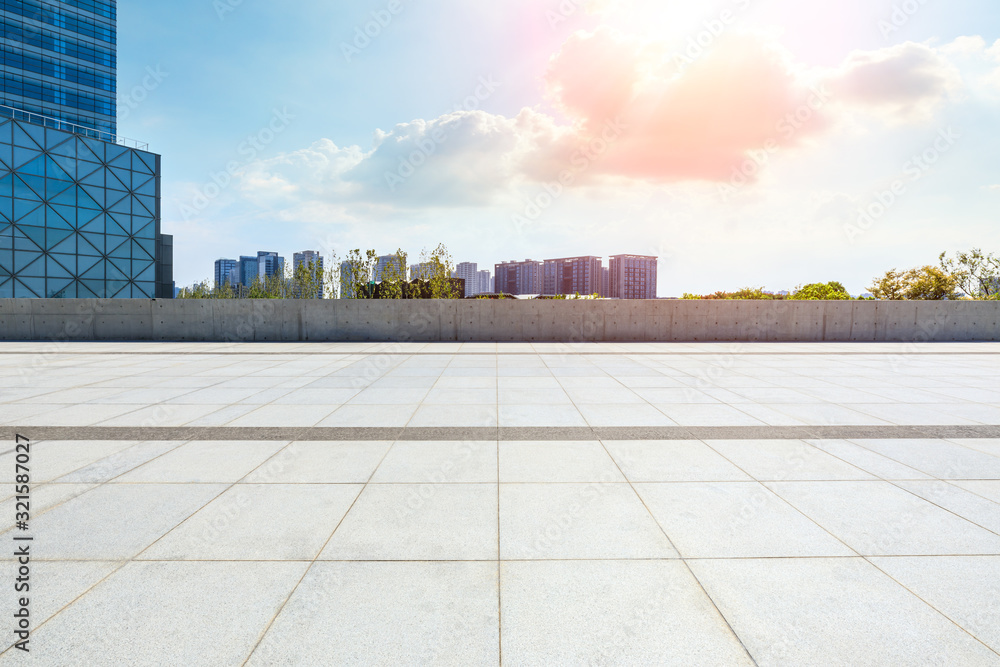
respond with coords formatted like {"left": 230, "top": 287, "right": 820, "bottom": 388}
{"left": 117, "top": 0, "right": 1000, "bottom": 295}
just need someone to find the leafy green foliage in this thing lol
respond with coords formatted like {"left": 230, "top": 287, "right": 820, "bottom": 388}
{"left": 870, "top": 267, "right": 959, "bottom": 301}
{"left": 940, "top": 249, "right": 1000, "bottom": 300}
{"left": 682, "top": 288, "right": 786, "bottom": 300}
{"left": 791, "top": 282, "right": 852, "bottom": 301}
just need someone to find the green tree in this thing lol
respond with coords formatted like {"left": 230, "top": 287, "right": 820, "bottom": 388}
{"left": 940, "top": 249, "right": 1000, "bottom": 300}
{"left": 682, "top": 288, "right": 785, "bottom": 300}
{"left": 420, "top": 243, "right": 462, "bottom": 299}
{"left": 868, "top": 269, "right": 908, "bottom": 300}
{"left": 292, "top": 259, "right": 324, "bottom": 299}
{"left": 343, "top": 249, "right": 377, "bottom": 299}
{"left": 377, "top": 249, "right": 409, "bottom": 300}
{"left": 792, "top": 282, "right": 852, "bottom": 300}
{"left": 903, "top": 266, "right": 959, "bottom": 300}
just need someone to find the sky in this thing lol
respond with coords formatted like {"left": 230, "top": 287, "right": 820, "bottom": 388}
{"left": 117, "top": 0, "right": 1000, "bottom": 296}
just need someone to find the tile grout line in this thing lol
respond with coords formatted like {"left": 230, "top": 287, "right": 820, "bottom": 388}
{"left": 595, "top": 437, "right": 762, "bottom": 667}
{"left": 495, "top": 349, "right": 503, "bottom": 666}
{"left": 0, "top": 437, "right": 264, "bottom": 656}
{"left": 240, "top": 433, "right": 396, "bottom": 666}
{"left": 740, "top": 439, "right": 1000, "bottom": 657}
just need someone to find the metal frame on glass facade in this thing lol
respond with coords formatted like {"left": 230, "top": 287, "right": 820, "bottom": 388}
{"left": 0, "top": 116, "right": 161, "bottom": 298}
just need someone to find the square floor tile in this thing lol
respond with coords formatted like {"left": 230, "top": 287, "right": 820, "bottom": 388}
{"left": 0, "top": 561, "right": 120, "bottom": 628}
{"left": 766, "top": 403, "right": 892, "bottom": 426}
{"left": 950, "top": 439, "right": 1000, "bottom": 458}
{"left": 653, "top": 404, "right": 766, "bottom": 426}
{"left": 499, "top": 442, "right": 624, "bottom": 483}
{"left": 804, "top": 439, "right": 932, "bottom": 480}
{"left": 26, "top": 404, "right": 145, "bottom": 426}
{"left": 870, "top": 556, "right": 1000, "bottom": 653}
{"left": 372, "top": 441, "right": 497, "bottom": 483}
{"left": 767, "top": 481, "right": 1000, "bottom": 556}
{"left": 348, "top": 388, "right": 430, "bottom": 405}
{"left": 52, "top": 441, "right": 187, "bottom": 484}
{"left": 498, "top": 405, "right": 587, "bottom": 427}
{"left": 14, "top": 484, "right": 226, "bottom": 560}
{"left": 851, "top": 439, "right": 1000, "bottom": 479}
{"left": 407, "top": 404, "right": 498, "bottom": 427}
{"left": 500, "top": 484, "right": 676, "bottom": 559}
{"left": 247, "top": 562, "right": 499, "bottom": 665}
{"left": 690, "top": 557, "right": 1000, "bottom": 667}
{"left": 576, "top": 403, "right": 677, "bottom": 427}
{"left": 895, "top": 480, "right": 1000, "bottom": 534}
{"left": 423, "top": 387, "right": 497, "bottom": 405}
{"left": 321, "top": 484, "right": 497, "bottom": 560}
{"left": 97, "top": 403, "right": 228, "bottom": 427}
{"left": 951, "top": 480, "right": 1000, "bottom": 503}
{"left": 14, "top": 561, "right": 306, "bottom": 666}
{"left": 116, "top": 441, "right": 287, "bottom": 483}
{"left": 500, "top": 560, "right": 753, "bottom": 666}
{"left": 141, "top": 485, "right": 362, "bottom": 560}
{"left": 271, "top": 388, "right": 359, "bottom": 405}
{"left": 227, "top": 404, "right": 335, "bottom": 427}
{"left": 317, "top": 404, "right": 418, "bottom": 427}
{"left": 708, "top": 440, "right": 875, "bottom": 481}
{"left": 499, "top": 388, "right": 573, "bottom": 405}
{"left": 0, "top": 483, "right": 95, "bottom": 531}
{"left": 182, "top": 404, "right": 260, "bottom": 427}
{"left": 245, "top": 441, "right": 391, "bottom": 484}
{"left": 605, "top": 440, "right": 752, "bottom": 482}
{"left": 635, "top": 482, "right": 853, "bottom": 558}
{"left": 14, "top": 441, "right": 140, "bottom": 483}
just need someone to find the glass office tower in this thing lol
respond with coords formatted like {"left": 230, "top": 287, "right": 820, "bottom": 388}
{"left": 0, "top": 0, "right": 173, "bottom": 298}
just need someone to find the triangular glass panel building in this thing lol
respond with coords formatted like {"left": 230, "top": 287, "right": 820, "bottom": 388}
{"left": 0, "top": 0, "right": 173, "bottom": 298}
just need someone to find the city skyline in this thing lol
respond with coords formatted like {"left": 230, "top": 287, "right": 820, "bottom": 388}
{"left": 114, "top": 2, "right": 1000, "bottom": 296}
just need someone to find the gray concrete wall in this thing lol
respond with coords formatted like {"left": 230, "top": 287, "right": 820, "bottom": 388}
{"left": 0, "top": 299, "right": 998, "bottom": 342}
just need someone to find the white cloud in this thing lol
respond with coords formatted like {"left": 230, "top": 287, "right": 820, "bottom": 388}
{"left": 825, "top": 41, "right": 962, "bottom": 123}
{"left": 207, "top": 34, "right": 992, "bottom": 224}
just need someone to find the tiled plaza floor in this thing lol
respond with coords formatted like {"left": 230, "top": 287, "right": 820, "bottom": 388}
{"left": 0, "top": 342, "right": 999, "bottom": 665}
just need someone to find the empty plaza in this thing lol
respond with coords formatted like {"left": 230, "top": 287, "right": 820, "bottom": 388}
{"left": 1, "top": 342, "right": 999, "bottom": 665}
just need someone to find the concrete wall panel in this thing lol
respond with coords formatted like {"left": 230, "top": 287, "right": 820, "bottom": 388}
{"left": 1, "top": 299, "right": 998, "bottom": 342}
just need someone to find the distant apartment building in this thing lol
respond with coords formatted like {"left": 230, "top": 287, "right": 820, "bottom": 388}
{"left": 236, "top": 252, "right": 285, "bottom": 288}
{"left": 495, "top": 260, "right": 543, "bottom": 295}
{"left": 214, "top": 259, "right": 239, "bottom": 290}
{"left": 257, "top": 251, "right": 284, "bottom": 279}
{"left": 293, "top": 251, "right": 324, "bottom": 298}
{"left": 477, "top": 270, "right": 493, "bottom": 295}
{"left": 409, "top": 263, "right": 434, "bottom": 281}
{"left": 374, "top": 254, "right": 406, "bottom": 282}
{"left": 601, "top": 266, "right": 609, "bottom": 298}
{"left": 454, "top": 262, "right": 478, "bottom": 297}
{"left": 239, "top": 256, "right": 259, "bottom": 288}
{"left": 609, "top": 255, "right": 657, "bottom": 299}
{"left": 543, "top": 256, "right": 603, "bottom": 296}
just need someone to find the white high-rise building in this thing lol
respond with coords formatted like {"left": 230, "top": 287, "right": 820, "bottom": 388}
{"left": 374, "top": 254, "right": 407, "bottom": 282}
{"left": 477, "top": 270, "right": 492, "bottom": 295}
{"left": 454, "top": 262, "right": 478, "bottom": 298}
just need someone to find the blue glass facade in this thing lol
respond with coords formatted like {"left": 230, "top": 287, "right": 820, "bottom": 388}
{"left": 0, "top": 117, "right": 168, "bottom": 298}
{"left": 0, "top": 0, "right": 172, "bottom": 299}
{"left": 0, "top": 0, "right": 117, "bottom": 136}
